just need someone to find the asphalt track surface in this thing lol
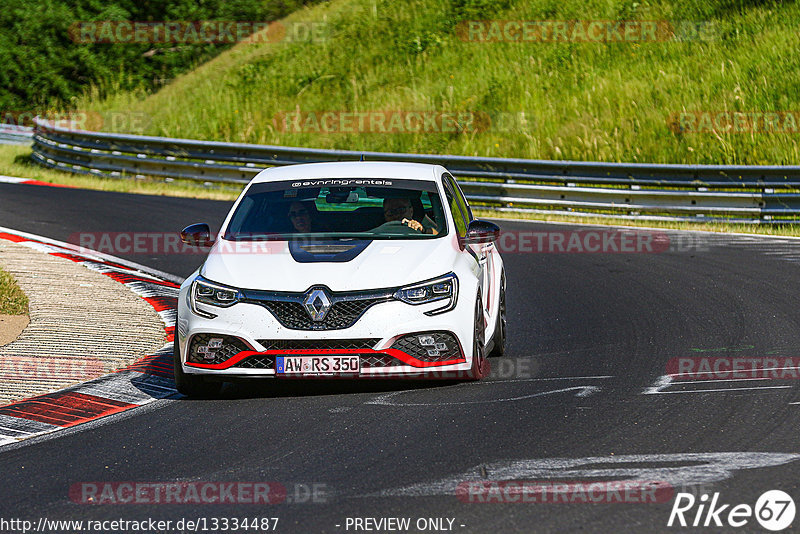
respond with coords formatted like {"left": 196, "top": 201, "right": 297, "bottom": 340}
{"left": 1, "top": 182, "right": 800, "bottom": 533}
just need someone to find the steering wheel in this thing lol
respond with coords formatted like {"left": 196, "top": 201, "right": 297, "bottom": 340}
{"left": 374, "top": 220, "right": 422, "bottom": 234}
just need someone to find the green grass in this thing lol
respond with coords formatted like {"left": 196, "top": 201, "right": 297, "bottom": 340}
{"left": 74, "top": 0, "right": 800, "bottom": 165}
{"left": 0, "top": 145, "right": 242, "bottom": 201}
{"left": 0, "top": 266, "right": 28, "bottom": 315}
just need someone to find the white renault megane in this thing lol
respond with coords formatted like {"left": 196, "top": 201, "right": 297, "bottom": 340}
{"left": 174, "top": 161, "right": 506, "bottom": 396}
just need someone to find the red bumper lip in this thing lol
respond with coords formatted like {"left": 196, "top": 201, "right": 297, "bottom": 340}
{"left": 185, "top": 348, "right": 466, "bottom": 370}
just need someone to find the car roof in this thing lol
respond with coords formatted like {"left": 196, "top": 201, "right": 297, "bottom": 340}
{"left": 250, "top": 161, "right": 443, "bottom": 184}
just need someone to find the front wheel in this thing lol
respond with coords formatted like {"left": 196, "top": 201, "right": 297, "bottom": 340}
{"left": 466, "top": 294, "right": 490, "bottom": 380}
{"left": 173, "top": 336, "right": 223, "bottom": 398}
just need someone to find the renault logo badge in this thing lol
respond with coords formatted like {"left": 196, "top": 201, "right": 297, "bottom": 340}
{"left": 303, "top": 288, "right": 332, "bottom": 322}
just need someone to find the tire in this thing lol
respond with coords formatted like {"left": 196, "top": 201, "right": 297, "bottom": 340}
{"left": 173, "top": 335, "right": 223, "bottom": 398}
{"left": 488, "top": 271, "right": 506, "bottom": 358}
{"left": 466, "top": 293, "right": 490, "bottom": 380}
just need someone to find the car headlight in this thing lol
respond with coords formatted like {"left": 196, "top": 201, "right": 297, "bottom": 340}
{"left": 190, "top": 276, "right": 242, "bottom": 318}
{"left": 394, "top": 273, "right": 458, "bottom": 316}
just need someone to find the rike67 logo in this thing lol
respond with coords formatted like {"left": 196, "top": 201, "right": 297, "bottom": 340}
{"left": 668, "top": 490, "right": 795, "bottom": 531}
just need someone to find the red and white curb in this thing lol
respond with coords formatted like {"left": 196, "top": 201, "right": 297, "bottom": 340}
{"left": 0, "top": 227, "right": 182, "bottom": 448}
{"left": 0, "top": 175, "right": 76, "bottom": 188}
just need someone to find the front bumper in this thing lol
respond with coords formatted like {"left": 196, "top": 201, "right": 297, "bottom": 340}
{"left": 176, "top": 289, "right": 476, "bottom": 379}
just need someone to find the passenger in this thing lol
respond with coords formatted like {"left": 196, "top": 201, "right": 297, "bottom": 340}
{"left": 287, "top": 201, "right": 316, "bottom": 232}
{"left": 382, "top": 197, "right": 438, "bottom": 235}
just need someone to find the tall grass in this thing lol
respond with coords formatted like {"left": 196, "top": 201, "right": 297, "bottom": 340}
{"left": 75, "top": 0, "right": 800, "bottom": 165}
{"left": 0, "top": 267, "right": 28, "bottom": 316}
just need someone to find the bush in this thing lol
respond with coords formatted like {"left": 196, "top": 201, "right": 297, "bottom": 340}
{"left": 0, "top": 0, "right": 316, "bottom": 112}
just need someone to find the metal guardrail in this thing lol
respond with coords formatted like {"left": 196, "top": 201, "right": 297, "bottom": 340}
{"left": 30, "top": 117, "right": 800, "bottom": 221}
{"left": 0, "top": 125, "right": 33, "bottom": 145}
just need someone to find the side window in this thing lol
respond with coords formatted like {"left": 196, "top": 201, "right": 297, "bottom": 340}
{"left": 444, "top": 173, "right": 473, "bottom": 222}
{"left": 444, "top": 179, "right": 468, "bottom": 238}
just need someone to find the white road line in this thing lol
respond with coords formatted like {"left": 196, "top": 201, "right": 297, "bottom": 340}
{"left": 668, "top": 366, "right": 800, "bottom": 378}
{"left": 649, "top": 385, "right": 792, "bottom": 394}
{"left": 0, "top": 224, "right": 184, "bottom": 284}
{"left": 487, "top": 215, "right": 800, "bottom": 241}
{"left": 0, "top": 415, "right": 60, "bottom": 433}
{"left": 642, "top": 375, "right": 673, "bottom": 394}
{"left": 0, "top": 176, "right": 28, "bottom": 184}
{"left": 372, "top": 452, "right": 800, "bottom": 498}
{"left": 483, "top": 375, "right": 612, "bottom": 384}
{"left": 643, "top": 374, "right": 798, "bottom": 395}
{"left": 676, "top": 377, "right": 774, "bottom": 384}
{"left": 0, "top": 227, "right": 180, "bottom": 450}
{"left": 367, "top": 385, "right": 601, "bottom": 407}
{"left": 74, "top": 372, "right": 175, "bottom": 405}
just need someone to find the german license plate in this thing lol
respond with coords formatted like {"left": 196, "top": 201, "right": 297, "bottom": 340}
{"left": 276, "top": 355, "right": 360, "bottom": 375}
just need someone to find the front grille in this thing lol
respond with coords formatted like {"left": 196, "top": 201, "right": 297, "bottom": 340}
{"left": 242, "top": 287, "right": 393, "bottom": 331}
{"left": 361, "top": 355, "right": 405, "bottom": 368}
{"left": 256, "top": 339, "right": 380, "bottom": 350}
{"left": 188, "top": 333, "right": 250, "bottom": 365}
{"left": 257, "top": 299, "right": 383, "bottom": 330}
{"left": 234, "top": 355, "right": 275, "bottom": 369}
{"left": 391, "top": 332, "right": 462, "bottom": 363}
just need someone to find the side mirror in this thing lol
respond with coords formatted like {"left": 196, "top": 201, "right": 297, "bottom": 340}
{"left": 464, "top": 220, "right": 500, "bottom": 245}
{"left": 180, "top": 223, "right": 215, "bottom": 247}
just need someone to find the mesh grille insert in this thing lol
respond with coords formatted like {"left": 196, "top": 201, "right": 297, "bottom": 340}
{"left": 244, "top": 287, "right": 393, "bottom": 331}
{"left": 361, "top": 355, "right": 405, "bottom": 368}
{"left": 187, "top": 333, "right": 249, "bottom": 365}
{"left": 257, "top": 299, "right": 385, "bottom": 330}
{"left": 257, "top": 339, "right": 380, "bottom": 351}
{"left": 233, "top": 355, "right": 275, "bottom": 369}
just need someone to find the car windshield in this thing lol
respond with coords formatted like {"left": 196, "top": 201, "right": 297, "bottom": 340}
{"left": 223, "top": 177, "right": 447, "bottom": 241}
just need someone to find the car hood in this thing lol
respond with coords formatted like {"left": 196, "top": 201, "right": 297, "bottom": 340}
{"left": 200, "top": 237, "right": 460, "bottom": 292}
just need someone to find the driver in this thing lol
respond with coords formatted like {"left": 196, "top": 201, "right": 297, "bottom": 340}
{"left": 382, "top": 197, "right": 438, "bottom": 235}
